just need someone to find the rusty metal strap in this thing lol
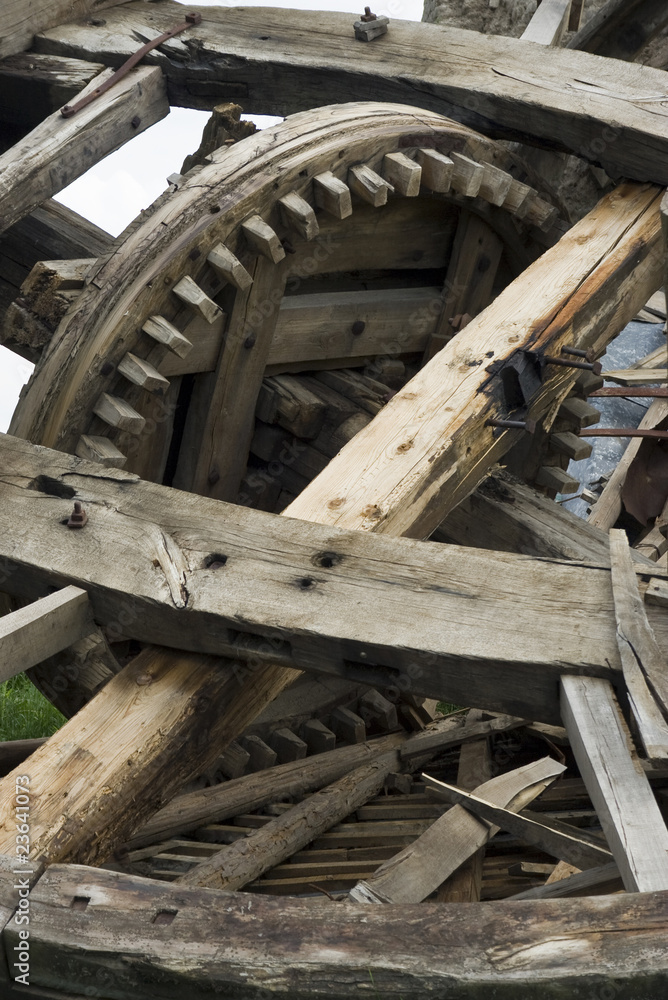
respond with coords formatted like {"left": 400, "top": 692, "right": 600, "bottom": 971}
{"left": 60, "top": 12, "right": 202, "bottom": 118}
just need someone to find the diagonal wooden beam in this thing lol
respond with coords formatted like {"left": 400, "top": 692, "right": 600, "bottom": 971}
{"left": 0, "top": 64, "right": 168, "bottom": 235}
{"left": 34, "top": 1, "right": 668, "bottom": 184}
{"left": 567, "top": 0, "right": 668, "bottom": 60}
{"left": 286, "top": 183, "right": 663, "bottom": 539}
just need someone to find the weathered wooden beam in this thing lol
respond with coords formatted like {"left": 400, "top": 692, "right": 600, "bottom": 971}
{"left": 349, "top": 756, "right": 565, "bottom": 903}
{"left": 0, "top": 64, "right": 168, "bottom": 234}
{"left": 0, "top": 432, "right": 651, "bottom": 725}
{"left": 34, "top": 2, "right": 668, "bottom": 184}
{"left": 560, "top": 675, "right": 668, "bottom": 892}
{"left": 568, "top": 0, "right": 668, "bottom": 60}
{"left": 5, "top": 864, "right": 668, "bottom": 998}
{"left": 0, "top": 587, "right": 92, "bottom": 682}
{"left": 0, "top": 0, "right": 127, "bottom": 59}
{"left": 433, "top": 469, "right": 660, "bottom": 569}
{"left": 609, "top": 528, "right": 668, "bottom": 759}
{"left": 286, "top": 183, "right": 663, "bottom": 538}
{"left": 0, "top": 52, "right": 104, "bottom": 133}
{"left": 521, "top": 0, "right": 572, "bottom": 46}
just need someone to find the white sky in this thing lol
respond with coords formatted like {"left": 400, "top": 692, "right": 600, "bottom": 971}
{"left": 0, "top": 0, "right": 424, "bottom": 432}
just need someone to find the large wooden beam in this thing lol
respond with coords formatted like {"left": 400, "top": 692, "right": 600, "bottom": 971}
{"left": 0, "top": 64, "right": 168, "bottom": 235}
{"left": 0, "top": 432, "right": 642, "bottom": 724}
{"left": 286, "top": 183, "right": 663, "bottom": 538}
{"left": 0, "top": 0, "right": 128, "bottom": 59}
{"left": 4, "top": 863, "right": 668, "bottom": 998}
{"left": 34, "top": 1, "right": 668, "bottom": 184}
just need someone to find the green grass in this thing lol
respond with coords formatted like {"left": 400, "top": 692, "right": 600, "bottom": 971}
{"left": 0, "top": 674, "right": 66, "bottom": 741}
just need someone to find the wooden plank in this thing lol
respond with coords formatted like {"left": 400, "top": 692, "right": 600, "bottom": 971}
{"left": 560, "top": 675, "right": 668, "bottom": 892}
{"left": 0, "top": 434, "right": 642, "bottom": 726}
{"left": 286, "top": 183, "right": 663, "bottom": 539}
{"left": 521, "top": 0, "right": 572, "bottom": 46}
{"left": 0, "top": 587, "right": 92, "bottom": 681}
{"left": 0, "top": 64, "right": 168, "bottom": 235}
{"left": 609, "top": 528, "right": 668, "bottom": 758}
{"left": 568, "top": 0, "right": 668, "bottom": 60}
{"left": 423, "top": 775, "right": 613, "bottom": 871}
{"left": 0, "top": 0, "right": 127, "bottom": 59}
{"left": 35, "top": 2, "right": 668, "bottom": 185}
{"left": 510, "top": 862, "right": 623, "bottom": 899}
{"left": 9, "top": 865, "right": 668, "bottom": 998}
{"left": 177, "top": 750, "right": 400, "bottom": 888}
{"left": 349, "top": 756, "right": 565, "bottom": 903}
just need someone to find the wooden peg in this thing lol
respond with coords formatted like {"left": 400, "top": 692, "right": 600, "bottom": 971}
{"left": 550, "top": 431, "right": 592, "bottom": 462}
{"left": 558, "top": 396, "right": 601, "bottom": 428}
{"left": 416, "top": 148, "right": 453, "bottom": 192}
{"left": 75, "top": 434, "right": 126, "bottom": 468}
{"left": 241, "top": 214, "right": 286, "bottom": 263}
{"left": 142, "top": 315, "right": 193, "bottom": 358}
{"left": 117, "top": 353, "right": 170, "bottom": 393}
{"left": 536, "top": 465, "right": 580, "bottom": 493}
{"left": 526, "top": 195, "right": 559, "bottom": 231}
{"left": 206, "top": 243, "right": 253, "bottom": 290}
{"left": 172, "top": 275, "right": 222, "bottom": 324}
{"left": 313, "top": 171, "right": 353, "bottom": 219}
{"left": 478, "top": 162, "right": 513, "bottom": 206}
{"left": 278, "top": 191, "right": 319, "bottom": 240}
{"left": 382, "top": 152, "right": 421, "bottom": 197}
{"left": 93, "top": 393, "right": 145, "bottom": 434}
{"left": 503, "top": 179, "right": 535, "bottom": 218}
{"left": 348, "top": 164, "right": 394, "bottom": 207}
{"left": 450, "top": 152, "right": 484, "bottom": 197}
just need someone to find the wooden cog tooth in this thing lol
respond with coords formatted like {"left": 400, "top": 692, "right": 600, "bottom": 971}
{"left": 503, "top": 179, "right": 535, "bottom": 218}
{"left": 313, "top": 171, "right": 352, "bottom": 219}
{"left": 348, "top": 164, "right": 394, "bottom": 207}
{"left": 382, "top": 152, "right": 421, "bottom": 197}
{"left": 206, "top": 244, "right": 254, "bottom": 290}
{"left": 550, "top": 431, "right": 592, "bottom": 462}
{"left": 536, "top": 466, "right": 580, "bottom": 493}
{"left": 526, "top": 195, "right": 560, "bottom": 232}
{"left": 558, "top": 397, "right": 601, "bottom": 428}
{"left": 117, "top": 353, "right": 170, "bottom": 393}
{"left": 478, "top": 163, "right": 514, "bottom": 207}
{"left": 241, "top": 215, "right": 286, "bottom": 263}
{"left": 75, "top": 434, "right": 127, "bottom": 468}
{"left": 172, "top": 276, "right": 223, "bottom": 324}
{"left": 93, "top": 393, "right": 146, "bottom": 434}
{"left": 416, "top": 149, "right": 453, "bottom": 192}
{"left": 449, "top": 152, "right": 484, "bottom": 198}
{"left": 277, "top": 191, "right": 319, "bottom": 241}
{"left": 142, "top": 315, "right": 193, "bottom": 358}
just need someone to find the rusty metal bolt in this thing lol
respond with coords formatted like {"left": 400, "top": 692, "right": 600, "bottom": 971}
{"left": 66, "top": 501, "right": 88, "bottom": 529}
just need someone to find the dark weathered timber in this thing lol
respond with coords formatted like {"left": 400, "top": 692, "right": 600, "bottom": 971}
{"left": 33, "top": 1, "right": 668, "bottom": 184}
{"left": 4, "top": 864, "right": 668, "bottom": 998}
{"left": 568, "top": 0, "right": 668, "bottom": 60}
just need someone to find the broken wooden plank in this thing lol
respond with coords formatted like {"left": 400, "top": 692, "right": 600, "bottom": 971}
{"left": 0, "top": 587, "right": 92, "bottom": 682}
{"left": 177, "top": 750, "right": 400, "bottom": 888}
{"left": 609, "top": 528, "right": 668, "bottom": 758}
{"left": 35, "top": 2, "right": 668, "bottom": 184}
{"left": 560, "top": 675, "right": 668, "bottom": 892}
{"left": 286, "top": 183, "right": 663, "bottom": 538}
{"left": 8, "top": 864, "right": 668, "bottom": 997}
{"left": 349, "top": 756, "right": 565, "bottom": 903}
{"left": 0, "top": 64, "right": 168, "bottom": 234}
{"left": 423, "top": 775, "right": 613, "bottom": 870}
{"left": 0, "top": 434, "right": 643, "bottom": 725}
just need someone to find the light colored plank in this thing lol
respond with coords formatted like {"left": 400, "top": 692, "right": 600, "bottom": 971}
{"left": 603, "top": 368, "right": 667, "bottom": 385}
{"left": 0, "top": 64, "right": 168, "bottom": 235}
{"left": 609, "top": 528, "right": 668, "bottom": 757}
{"left": 0, "top": 587, "right": 92, "bottom": 681}
{"left": 349, "top": 756, "right": 565, "bottom": 903}
{"left": 522, "top": 0, "right": 572, "bottom": 46}
{"left": 560, "top": 675, "right": 668, "bottom": 892}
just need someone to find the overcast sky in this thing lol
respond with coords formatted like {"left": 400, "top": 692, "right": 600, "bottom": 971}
{"left": 0, "top": 0, "right": 423, "bottom": 432}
